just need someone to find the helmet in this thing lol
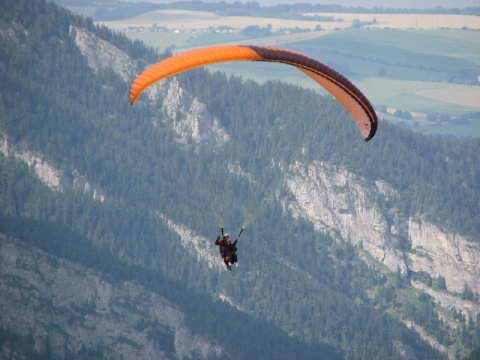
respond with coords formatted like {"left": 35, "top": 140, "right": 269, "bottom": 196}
{"left": 224, "top": 233, "right": 230, "bottom": 237}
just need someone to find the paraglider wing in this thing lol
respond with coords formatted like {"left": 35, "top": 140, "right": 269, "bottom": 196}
{"left": 130, "top": 45, "right": 263, "bottom": 104}
{"left": 130, "top": 45, "right": 377, "bottom": 141}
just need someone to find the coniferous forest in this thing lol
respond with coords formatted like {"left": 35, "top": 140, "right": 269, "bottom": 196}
{"left": 0, "top": 0, "right": 479, "bottom": 359}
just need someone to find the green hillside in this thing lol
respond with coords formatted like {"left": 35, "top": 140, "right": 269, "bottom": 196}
{"left": 1, "top": 0, "right": 479, "bottom": 359}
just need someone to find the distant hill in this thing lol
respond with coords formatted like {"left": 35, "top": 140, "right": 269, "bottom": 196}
{"left": 240, "top": 0, "right": 478, "bottom": 8}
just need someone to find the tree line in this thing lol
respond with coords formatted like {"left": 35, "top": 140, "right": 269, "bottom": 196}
{"left": 88, "top": 0, "right": 480, "bottom": 21}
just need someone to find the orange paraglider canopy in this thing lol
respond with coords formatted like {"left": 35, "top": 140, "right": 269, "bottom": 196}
{"left": 130, "top": 45, "right": 377, "bottom": 141}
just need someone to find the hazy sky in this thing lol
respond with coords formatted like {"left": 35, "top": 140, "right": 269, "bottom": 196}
{"left": 123, "top": 0, "right": 479, "bottom": 9}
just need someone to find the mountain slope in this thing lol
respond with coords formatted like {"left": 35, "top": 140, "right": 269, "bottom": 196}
{"left": 0, "top": 0, "right": 479, "bottom": 359}
{"left": 0, "top": 234, "right": 222, "bottom": 359}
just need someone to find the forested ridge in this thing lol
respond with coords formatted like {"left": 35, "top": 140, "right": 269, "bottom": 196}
{"left": 0, "top": 0, "right": 479, "bottom": 359}
{"left": 180, "top": 70, "right": 480, "bottom": 238}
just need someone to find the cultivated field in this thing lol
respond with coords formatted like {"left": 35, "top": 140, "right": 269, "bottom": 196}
{"left": 305, "top": 12, "right": 480, "bottom": 30}
{"left": 99, "top": 10, "right": 480, "bottom": 32}
{"left": 98, "top": 9, "right": 348, "bottom": 32}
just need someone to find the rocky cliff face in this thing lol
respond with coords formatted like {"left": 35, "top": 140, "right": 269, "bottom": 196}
{"left": 161, "top": 79, "right": 230, "bottom": 147}
{"left": 159, "top": 213, "right": 225, "bottom": 271}
{"left": 0, "top": 234, "right": 224, "bottom": 359}
{"left": 283, "top": 161, "right": 479, "bottom": 333}
{"left": 71, "top": 25, "right": 230, "bottom": 149}
{"left": 0, "top": 137, "right": 105, "bottom": 202}
{"left": 70, "top": 26, "right": 136, "bottom": 82}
